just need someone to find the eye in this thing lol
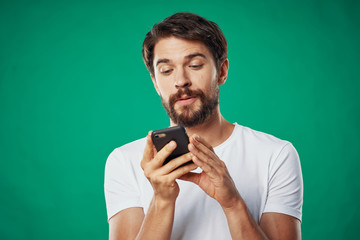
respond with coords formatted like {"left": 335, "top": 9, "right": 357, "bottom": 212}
{"left": 189, "top": 64, "right": 203, "bottom": 69}
{"left": 159, "top": 67, "right": 173, "bottom": 75}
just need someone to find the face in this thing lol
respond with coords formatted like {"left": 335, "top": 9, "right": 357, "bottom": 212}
{"left": 151, "top": 37, "right": 227, "bottom": 127}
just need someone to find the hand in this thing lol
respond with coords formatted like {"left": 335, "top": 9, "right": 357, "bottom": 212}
{"left": 180, "top": 135, "right": 242, "bottom": 209}
{"left": 140, "top": 132, "right": 198, "bottom": 203}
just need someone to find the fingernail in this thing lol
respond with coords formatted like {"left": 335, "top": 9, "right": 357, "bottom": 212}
{"left": 169, "top": 141, "right": 176, "bottom": 148}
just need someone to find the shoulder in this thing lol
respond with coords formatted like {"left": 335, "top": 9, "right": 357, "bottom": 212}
{"left": 237, "top": 125, "right": 301, "bottom": 179}
{"left": 116, "top": 138, "right": 147, "bottom": 155}
{"left": 239, "top": 124, "right": 289, "bottom": 144}
{"left": 106, "top": 137, "right": 147, "bottom": 169}
{"left": 231, "top": 124, "right": 300, "bottom": 171}
{"left": 235, "top": 124, "right": 293, "bottom": 152}
{"left": 110, "top": 137, "right": 146, "bottom": 157}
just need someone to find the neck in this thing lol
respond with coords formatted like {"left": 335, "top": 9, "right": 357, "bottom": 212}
{"left": 170, "top": 107, "right": 234, "bottom": 147}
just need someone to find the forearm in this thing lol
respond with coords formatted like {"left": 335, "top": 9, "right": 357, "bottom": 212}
{"left": 223, "top": 199, "right": 269, "bottom": 240}
{"left": 135, "top": 196, "right": 175, "bottom": 240}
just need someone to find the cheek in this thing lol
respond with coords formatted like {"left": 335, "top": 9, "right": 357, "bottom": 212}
{"left": 193, "top": 68, "right": 217, "bottom": 90}
{"left": 156, "top": 79, "right": 174, "bottom": 98}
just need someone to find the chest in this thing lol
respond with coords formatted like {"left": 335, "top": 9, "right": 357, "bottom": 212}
{"left": 138, "top": 147, "right": 269, "bottom": 239}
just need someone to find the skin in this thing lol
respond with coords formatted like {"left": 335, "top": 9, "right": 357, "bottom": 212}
{"left": 108, "top": 37, "right": 301, "bottom": 239}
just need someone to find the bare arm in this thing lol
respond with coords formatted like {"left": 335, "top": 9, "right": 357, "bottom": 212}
{"left": 260, "top": 213, "right": 301, "bottom": 240}
{"left": 108, "top": 200, "right": 177, "bottom": 240}
{"left": 181, "top": 135, "right": 301, "bottom": 240}
{"left": 109, "top": 208, "right": 144, "bottom": 240}
{"left": 223, "top": 200, "right": 301, "bottom": 239}
{"left": 109, "top": 133, "right": 197, "bottom": 240}
{"left": 222, "top": 200, "right": 269, "bottom": 240}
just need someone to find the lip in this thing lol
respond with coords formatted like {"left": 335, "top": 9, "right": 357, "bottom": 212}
{"left": 176, "top": 96, "right": 197, "bottom": 105}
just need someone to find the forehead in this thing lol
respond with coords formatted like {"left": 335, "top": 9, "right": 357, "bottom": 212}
{"left": 153, "top": 37, "right": 213, "bottom": 62}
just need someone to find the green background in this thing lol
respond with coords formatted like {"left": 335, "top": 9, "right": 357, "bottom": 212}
{"left": 1, "top": 0, "right": 359, "bottom": 239}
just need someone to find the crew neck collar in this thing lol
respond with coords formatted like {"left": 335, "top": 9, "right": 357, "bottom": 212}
{"left": 213, "top": 123, "right": 239, "bottom": 152}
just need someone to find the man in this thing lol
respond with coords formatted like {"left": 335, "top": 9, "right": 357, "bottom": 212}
{"left": 105, "top": 12, "right": 303, "bottom": 240}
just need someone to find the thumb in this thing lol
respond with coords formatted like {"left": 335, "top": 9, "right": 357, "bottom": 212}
{"left": 179, "top": 172, "right": 200, "bottom": 185}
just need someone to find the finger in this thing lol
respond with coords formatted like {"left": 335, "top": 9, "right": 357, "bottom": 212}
{"left": 153, "top": 140, "right": 177, "bottom": 166}
{"left": 189, "top": 142, "right": 218, "bottom": 166}
{"left": 189, "top": 136, "right": 216, "bottom": 160}
{"left": 148, "top": 131, "right": 154, "bottom": 143}
{"left": 179, "top": 172, "right": 200, "bottom": 185}
{"left": 190, "top": 140, "right": 222, "bottom": 169}
{"left": 189, "top": 143, "right": 208, "bottom": 162}
{"left": 142, "top": 132, "right": 154, "bottom": 163}
{"left": 147, "top": 131, "right": 159, "bottom": 154}
{"left": 190, "top": 153, "right": 218, "bottom": 179}
{"left": 141, "top": 133, "right": 155, "bottom": 170}
{"left": 160, "top": 152, "right": 193, "bottom": 174}
{"left": 190, "top": 134, "right": 214, "bottom": 152}
{"left": 166, "top": 162, "right": 198, "bottom": 181}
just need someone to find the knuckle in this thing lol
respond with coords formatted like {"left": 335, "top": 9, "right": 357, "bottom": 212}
{"left": 140, "top": 161, "right": 145, "bottom": 170}
{"left": 164, "top": 176, "right": 174, "bottom": 187}
{"left": 162, "top": 176, "right": 170, "bottom": 184}
{"left": 154, "top": 155, "right": 162, "bottom": 164}
{"left": 218, "top": 169, "right": 228, "bottom": 180}
{"left": 152, "top": 175, "right": 161, "bottom": 184}
{"left": 219, "top": 170, "right": 226, "bottom": 178}
{"left": 219, "top": 160, "right": 226, "bottom": 168}
{"left": 143, "top": 169, "right": 151, "bottom": 178}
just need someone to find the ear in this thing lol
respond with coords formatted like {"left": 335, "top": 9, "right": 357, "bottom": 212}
{"left": 218, "top": 58, "right": 229, "bottom": 85}
{"left": 151, "top": 74, "right": 161, "bottom": 96}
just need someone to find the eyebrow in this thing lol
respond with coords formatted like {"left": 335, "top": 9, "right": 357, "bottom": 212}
{"left": 155, "top": 52, "right": 207, "bottom": 67}
{"left": 185, "top": 53, "right": 207, "bottom": 60}
{"left": 156, "top": 59, "right": 170, "bottom": 66}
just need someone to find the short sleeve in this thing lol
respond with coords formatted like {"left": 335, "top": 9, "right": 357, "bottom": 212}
{"left": 263, "top": 143, "right": 303, "bottom": 221}
{"left": 104, "top": 148, "right": 142, "bottom": 221}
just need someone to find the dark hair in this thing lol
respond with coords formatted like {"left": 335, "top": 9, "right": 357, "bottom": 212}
{"left": 142, "top": 12, "right": 228, "bottom": 76}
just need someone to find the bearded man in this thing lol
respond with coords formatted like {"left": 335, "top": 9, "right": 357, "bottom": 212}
{"left": 105, "top": 12, "right": 303, "bottom": 240}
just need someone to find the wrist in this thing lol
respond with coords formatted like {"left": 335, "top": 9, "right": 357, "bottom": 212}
{"left": 222, "top": 196, "right": 247, "bottom": 215}
{"left": 153, "top": 195, "right": 176, "bottom": 210}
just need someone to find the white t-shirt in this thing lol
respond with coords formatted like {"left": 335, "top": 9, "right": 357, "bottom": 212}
{"left": 104, "top": 123, "right": 303, "bottom": 239}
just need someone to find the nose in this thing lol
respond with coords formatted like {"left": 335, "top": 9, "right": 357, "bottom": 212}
{"left": 174, "top": 68, "right": 191, "bottom": 89}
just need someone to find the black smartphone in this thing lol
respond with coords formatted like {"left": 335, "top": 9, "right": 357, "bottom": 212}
{"left": 151, "top": 126, "right": 191, "bottom": 165}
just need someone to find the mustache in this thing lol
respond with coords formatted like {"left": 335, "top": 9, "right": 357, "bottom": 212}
{"left": 168, "top": 88, "right": 205, "bottom": 106}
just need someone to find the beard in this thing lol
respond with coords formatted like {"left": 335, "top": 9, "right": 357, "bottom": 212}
{"left": 161, "top": 86, "right": 219, "bottom": 128}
